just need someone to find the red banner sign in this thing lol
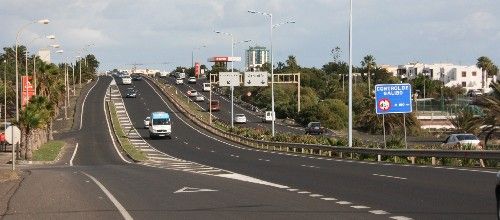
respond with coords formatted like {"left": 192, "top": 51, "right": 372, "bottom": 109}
{"left": 22, "top": 76, "right": 35, "bottom": 107}
{"left": 195, "top": 62, "right": 200, "bottom": 78}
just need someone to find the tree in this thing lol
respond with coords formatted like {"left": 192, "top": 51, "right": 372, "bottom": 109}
{"left": 18, "top": 96, "right": 51, "bottom": 160}
{"left": 476, "top": 56, "right": 494, "bottom": 87}
{"left": 451, "top": 108, "right": 479, "bottom": 134}
{"left": 472, "top": 81, "right": 500, "bottom": 148}
{"left": 361, "top": 55, "right": 376, "bottom": 96}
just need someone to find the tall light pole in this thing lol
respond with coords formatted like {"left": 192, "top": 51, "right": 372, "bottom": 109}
{"left": 348, "top": 0, "right": 353, "bottom": 148}
{"left": 248, "top": 10, "right": 294, "bottom": 136}
{"left": 192, "top": 45, "right": 206, "bottom": 71}
{"left": 14, "top": 19, "right": 49, "bottom": 122}
{"left": 215, "top": 31, "right": 235, "bottom": 128}
{"left": 29, "top": 35, "right": 56, "bottom": 96}
{"left": 77, "top": 56, "right": 82, "bottom": 88}
{"left": 234, "top": 40, "right": 252, "bottom": 71}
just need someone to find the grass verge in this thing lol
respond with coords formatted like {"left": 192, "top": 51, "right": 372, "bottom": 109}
{"left": 108, "top": 101, "right": 147, "bottom": 162}
{"left": 32, "top": 140, "right": 65, "bottom": 161}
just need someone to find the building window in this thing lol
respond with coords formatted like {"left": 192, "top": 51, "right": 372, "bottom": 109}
{"left": 461, "top": 81, "right": 466, "bottom": 87}
{"left": 462, "top": 71, "right": 466, "bottom": 77}
{"left": 472, "top": 71, "right": 477, "bottom": 76}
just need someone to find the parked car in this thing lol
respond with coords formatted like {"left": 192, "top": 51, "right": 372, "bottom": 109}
{"left": 194, "top": 95, "right": 205, "bottom": 102}
{"left": 496, "top": 171, "right": 500, "bottom": 219}
{"left": 175, "top": 78, "right": 184, "bottom": 85}
{"left": 234, "top": 114, "right": 247, "bottom": 124}
{"left": 442, "top": 133, "right": 482, "bottom": 148}
{"left": 187, "top": 90, "right": 198, "bottom": 97}
{"left": 125, "top": 88, "right": 137, "bottom": 98}
{"left": 305, "top": 122, "right": 325, "bottom": 135}
{"left": 144, "top": 116, "right": 150, "bottom": 128}
{"left": 187, "top": 77, "right": 197, "bottom": 84}
{"left": 203, "top": 83, "right": 211, "bottom": 92}
{"left": 209, "top": 100, "right": 220, "bottom": 111}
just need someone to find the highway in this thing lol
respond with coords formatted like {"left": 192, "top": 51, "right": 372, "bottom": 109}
{"left": 115, "top": 75, "right": 498, "bottom": 220}
{"left": 3, "top": 76, "right": 386, "bottom": 220}
{"left": 159, "top": 76, "right": 303, "bottom": 134}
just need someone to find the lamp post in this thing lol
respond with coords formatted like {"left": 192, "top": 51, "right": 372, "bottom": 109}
{"left": 14, "top": 19, "right": 49, "bottom": 122}
{"left": 30, "top": 35, "right": 56, "bottom": 95}
{"left": 234, "top": 40, "right": 252, "bottom": 71}
{"left": 192, "top": 45, "right": 206, "bottom": 71}
{"left": 348, "top": 0, "right": 353, "bottom": 148}
{"left": 248, "top": 10, "right": 295, "bottom": 136}
{"left": 77, "top": 56, "right": 82, "bottom": 88}
{"left": 55, "top": 50, "right": 68, "bottom": 119}
{"left": 215, "top": 31, "right": 235, "bottom": 128}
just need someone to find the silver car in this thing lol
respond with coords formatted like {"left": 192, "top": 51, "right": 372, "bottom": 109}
{"left": 234, "top": 114, "right": 247, "bottom": 124}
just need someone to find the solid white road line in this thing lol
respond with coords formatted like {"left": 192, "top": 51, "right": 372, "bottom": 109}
{"left": 79, "top": 77, "right": 100, "bottom": 130}
{"left": 103, "top": 84, "right": 131, "bottom": 164}
{"left": 82, "top": 172, "right": 133, "bottom": 220}
{"left": 69, "top": 143, "right": 79, "bottom": 166}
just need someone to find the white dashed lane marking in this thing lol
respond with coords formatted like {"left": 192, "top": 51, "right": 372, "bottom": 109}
{"left": 372, "top": 173, "right": 407, "bottom": 180}
{"left": 370, "top": 210, "right": 390, "bottom": 215}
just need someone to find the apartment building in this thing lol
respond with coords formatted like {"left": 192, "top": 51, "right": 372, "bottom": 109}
{"left": 396, "top": 62, "right": 497, "bottom": 92}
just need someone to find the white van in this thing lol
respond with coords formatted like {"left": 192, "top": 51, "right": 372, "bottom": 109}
{"left": 203, "top": 83, "right": 211, "bottom": 92}
{"left": 262, "top": 111, "right": 275, "bottom": 122}
{"left": 122, "top": 76, "right": 132, "bottom": 85}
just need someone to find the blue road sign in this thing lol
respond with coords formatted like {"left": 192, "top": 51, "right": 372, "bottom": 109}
{"left": 375, "top": 83, "right": 412, "bottom": 114}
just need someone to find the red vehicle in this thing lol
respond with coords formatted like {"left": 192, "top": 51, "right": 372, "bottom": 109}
{"left": 209, "top": 100, "right": 220, "bottom": 111}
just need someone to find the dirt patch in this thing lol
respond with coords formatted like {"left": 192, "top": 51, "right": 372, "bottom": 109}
{"left": 0, "top": 170, "right": 20, "bottom": 183}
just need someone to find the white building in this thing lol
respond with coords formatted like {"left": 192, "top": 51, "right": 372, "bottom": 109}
{"left": 245, "top": 46, "right": 269, "bottom": 71}
{"left": 38, "top": 50, "right": 51, "bottom": 63}
{"left": 396, "top": 62, "right": 497, "bottom": 93}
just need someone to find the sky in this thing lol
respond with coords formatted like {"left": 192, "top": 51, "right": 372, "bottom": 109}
{"left": 0, "top": 0, "right": 499, "bottom": 72}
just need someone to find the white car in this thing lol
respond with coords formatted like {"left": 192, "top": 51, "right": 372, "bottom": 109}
{"left": 188, "top": 77, "right": 197, "bottom": 84}
{"left": 187, "top": 90, "right": 198, "bottom": 97}
{"left": 194, "top": 95, "right": 205, "bottom": 102}
{"left": 144, "top": 117, "right": 151, "bottom": 128}
{"left": 175, "top": 78, "right": 183, "bottom": 85}
{"left": 442, "top": 133, "right": 482, "bottom": 148}
{"left": 202, "top": 83, "right": 211, "bottom": 92}
{"left": 234, "top": 114, "right": 247, "bottom": 124}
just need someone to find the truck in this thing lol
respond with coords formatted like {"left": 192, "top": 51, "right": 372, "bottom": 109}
{"left": 305, "top": 122, "right": 325, "bottom": 135}
{"left": 148, "top": 112, "right": 172, "bottom": 139}
{"left": 262, "top": 111, "right": 275, "bottom": 123}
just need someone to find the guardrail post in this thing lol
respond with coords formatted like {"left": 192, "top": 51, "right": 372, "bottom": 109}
{"left": 411, "top": 157, "right": 415, "bottom": 164}
{"left": 301, "top": 148, "right": 305, "bottom": 154}
{"left": 329, "top": 151, "right": 332, "bottom": 157}
{"left": 339, "top": 152, "right": 343, "bottom": 158}
{"left": 431, "top": 157, "right": 436, "bottom": 165}
{"left": 377, "top": 155, "right": 381, "bottom": 162}
{"left": 319, "top": 149, "right": 322, "bottom": 156}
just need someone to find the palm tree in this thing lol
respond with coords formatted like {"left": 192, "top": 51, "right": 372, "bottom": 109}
{"left": 18, "top": 96, "right": 51, "bottom": 160}
{"left": 361, "top": 55, "right": 376, "bottom": 96}
{"left": 473, "top": 81, "right": 499, "bottom": 148}
{"left": 476, "top": 56, "right": 493, "bottom": 89}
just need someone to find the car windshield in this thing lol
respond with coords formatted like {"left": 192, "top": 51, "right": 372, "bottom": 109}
{"left": 236, "top": 114, "right": 244, "bottom": 117}
{"left": 456, "top": 134, "right": 478, "bottom": 141}
{"left": 152, "top": 118, "right": 170, "bottom": 125}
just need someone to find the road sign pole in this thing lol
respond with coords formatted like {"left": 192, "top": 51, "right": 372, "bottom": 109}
{"left": 403, "top": 113, "right": 408, "bottom": 149}
{"left": 209, "top": 73, "right": 212, "bottom": 125}
{"left": 382, "top": 114, "right": 386, "bottom": 148}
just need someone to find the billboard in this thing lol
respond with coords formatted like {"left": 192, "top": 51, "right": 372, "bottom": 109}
{"left": 194, "top": 62, "right": 200, "bottom": 78}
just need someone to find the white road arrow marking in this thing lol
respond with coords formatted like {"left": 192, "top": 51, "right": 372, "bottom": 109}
{"left": 174, "top": 186, "right": 218, "bottom": 193}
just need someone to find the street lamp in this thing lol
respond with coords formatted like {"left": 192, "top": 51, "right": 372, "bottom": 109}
{"left": 348, "top": 0, "right": 353, "bottom": 148}
{"left": 233, "top": 40, "right": 252, "bottom": 71}
{"left": 55, "top": 50, "right": 68, "bottom": 119}
{"left": 192, "top": 45, "right": 206, "bottom": 71}
{"left": 30, "top": 35, "right": 57, "bottom": 95}
{"left": 248, "top": 10, "right": 294, "bottom": 137}
{"left": 14, "top": 19, "right": 49, "bottom": 121}
{"left": 215, "top": 30, "right": 236, "bottom": 128}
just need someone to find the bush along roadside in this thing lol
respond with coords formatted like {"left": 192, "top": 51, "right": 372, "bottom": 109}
{"left": 147, "top": 76, "right": 499, "bottom": 168}
{"left": 108, "top": 101, "right": 147, "bottom": 162}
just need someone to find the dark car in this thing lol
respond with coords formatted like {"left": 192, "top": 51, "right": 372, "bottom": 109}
{"left": 305, "top": 122, "right": 325, "bottom": 135}
{"left": 132, "top": 75, "right": 142, "bottom": 81}
{"left": 496, "top": 171, "right": 500, "bottom": 219}
{"left": 125, "top": 88, "right": 137, "bottom": 98}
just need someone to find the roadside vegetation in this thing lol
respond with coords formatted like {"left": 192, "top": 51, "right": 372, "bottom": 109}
{"left": 1, "top": 45, "right": 99, "bottom": 160}
{"left": 32, "top": 140, "right": 64, "bottom": 161}
{"left": 108, "top": 102, "right": 147, "bottom": 161}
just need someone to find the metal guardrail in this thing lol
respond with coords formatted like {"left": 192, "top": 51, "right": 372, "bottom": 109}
{"left": 145, "top": 76, "right": 500, "bottom": 162}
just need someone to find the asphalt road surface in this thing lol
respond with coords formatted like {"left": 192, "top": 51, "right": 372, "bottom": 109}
{"left": 2, "top": 76, "right": 390, "bottom": 220}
